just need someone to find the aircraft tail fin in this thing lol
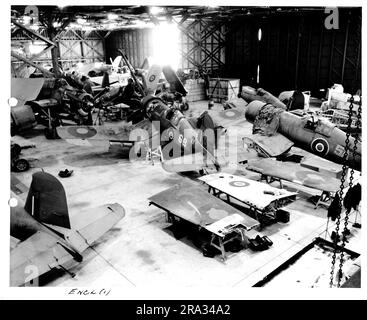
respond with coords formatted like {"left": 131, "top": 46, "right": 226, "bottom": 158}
{"left": 101, "top": 72, "right": 110, "bottom": 88}
{"left": 24, "top": 172, "right": 71, "bottom": 229}
{"left": 112, "top": 56, "right": 122, "bottom": 69}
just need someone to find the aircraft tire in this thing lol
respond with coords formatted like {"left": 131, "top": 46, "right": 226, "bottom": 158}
{"left": 13, "top": 159, "right": 30, "bottom": 172}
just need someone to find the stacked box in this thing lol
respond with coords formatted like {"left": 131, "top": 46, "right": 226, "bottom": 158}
{"left": 185, "top": 81, "right": 206, "bottom": 102}
{"left": 208, "top": 78, "right": 240, "bottom": 103}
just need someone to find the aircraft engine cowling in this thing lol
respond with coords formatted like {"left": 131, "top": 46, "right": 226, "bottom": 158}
{"left": 11, "top": 104, "right": 37, "bottom": 135}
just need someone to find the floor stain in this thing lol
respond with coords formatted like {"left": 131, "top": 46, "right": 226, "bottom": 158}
{"left": 63, "top": 152, "right": 122, "bottom": 167}
{"left": 136, "top": 250, "right": 155, "bottom": 265}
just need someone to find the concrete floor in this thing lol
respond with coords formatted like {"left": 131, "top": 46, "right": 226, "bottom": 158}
{"left": 11, "top": 100, "right": 361, "bottom": 288}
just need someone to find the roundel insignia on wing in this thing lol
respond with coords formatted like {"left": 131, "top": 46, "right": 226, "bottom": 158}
{"left": 67, "top": 126, "right": 98, "bottom": 139}
{"left": 229, "top": 181, "right": 250, "bottom": 187}
{"left": 310, "top": 138, "right": 329, "bottom": 156}
{"left": 295, "top": 170, "right": 326, "bottom": 184}
{"left": 219, "top": 109, "right": 242, "bottom": 119}
{"left": 149, "top": 75, "right": 156, "bottom": 82}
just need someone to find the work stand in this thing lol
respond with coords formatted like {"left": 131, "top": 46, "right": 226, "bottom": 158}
{"left": 312, "top": 191, "right": 333, "bottom": 209}
{"left": 324, "top": 217, "right": 333, "bottom": 240}
{"left": 145, "top": 146, "right": 163, "bottom": 166}
{"left": 352, "top": 209, "right": 361, "bottom": 229}
{"left": 258, "top": 174, "right": 283, "bottom": 189}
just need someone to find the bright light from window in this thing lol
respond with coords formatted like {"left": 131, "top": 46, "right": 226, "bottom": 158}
{"left": 94, "top": 62, "right": 103, "bottom": 68}
{"left": 77, "top": 62, "right": 84, "bottom": 68}
{"left": 108, "top": 13, "right": 118, "bottom": 20}
{"left": 150, "top": 6, "right": 164, "bottom": 15}
{"left": 82, "top": 25, "right": 94, "bottom": 31}
{"left": 29, "top": 42, "right": 46, "bottom": 55}
{"left": 152, "top": 22, "right": 180, "bottom": 70}
{"left": 257, "top": 64, "right": 260, "bottom": 84}
{"left": 29, "top": 24, "right": 39, "bottom": 31}
{"left": 53, "top": 22, "right": 61, "bottom": 28}
{"left": 23, "top": 16, "right": 32, "bottom": 25}
{"left": 258, "top": 28, "right": 262, "bottom": 41}
{"left": 77, "top": 18, "right": 87, "bottom": 25}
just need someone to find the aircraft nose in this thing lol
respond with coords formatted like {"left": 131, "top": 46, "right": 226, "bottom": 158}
{"left": 245, "top": 101, "right": 265, "bottom": 122}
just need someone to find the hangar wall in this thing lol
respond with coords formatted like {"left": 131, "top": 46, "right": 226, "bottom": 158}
{"left": 12, "top": 7, "right": 360, "bottom": 95}
{"left": 106, "top": 8, "right": 360, "bottom": 96}
{"left": 105, "top": 18, "right": 226, "bottom": 73}
{"left": 105, "top": 28, "right": 154, "bottom": 68}
{"left": 226, "top": 8, "right": 361, "bottom": 95}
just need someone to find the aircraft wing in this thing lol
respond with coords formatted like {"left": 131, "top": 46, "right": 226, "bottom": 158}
{"left": 246, "top": 158, "right": 340, "bottom": 193}
{"left": 11, "top": 78, "right": 45, "bottom": 107}
{"left": 91, "top": 73, "right": 129, "bottom": 86}
{"left": 57, "top": 120, "right": 160, "bottom": 147}
{"left": 244, "top": 133, "right": 294, "bottom": 157}
{"left": 63, "top": 203, "right": 125, "bottom": 253}
{"left": 145, "top": 64, "right": 162, "bottom": 94}
{"left": 199, "top": 173, "right": 297, "bottom": 211}
{"left": 206, "top": 107, "right": 248, "bottom": 128}
{"left": 161, "top": 152, "right": 228, "bottom": 173}
{"left": 10, "top": 231, "right": 75, "bottom": 287}
{"left": 149, "top": 179, "right": 259, "bottom": 230}
{"left": 162, "top": 65, "right": 187, "bottom": 96}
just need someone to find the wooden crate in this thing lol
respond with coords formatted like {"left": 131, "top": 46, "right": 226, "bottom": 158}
{"left": 208, "top": 78, "right": 240, "bottom": 102}
{"left": 185, "top": 82, "right": 206, "bottom": 102}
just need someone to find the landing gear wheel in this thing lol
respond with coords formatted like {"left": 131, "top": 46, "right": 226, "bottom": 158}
{"left": 13, "top": 159, "right": 29, "bottom": 172}
{"left": 44, "top": 127, "right": 60, "bottom": 139}
{"left": 181, "top": 103, "right": 189, "bottom": 111}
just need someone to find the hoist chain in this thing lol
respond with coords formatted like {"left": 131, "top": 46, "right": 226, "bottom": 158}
{"left": 336, "top": 96, "right": 362, "bottom": 287}
{"left": 329, "top": 97, "right": 357, "bottom": 287}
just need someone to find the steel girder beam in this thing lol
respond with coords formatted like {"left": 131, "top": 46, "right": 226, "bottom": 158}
{"left": 11, "top": 19, "right": 56, "bottom": 46}
{"left": 175, "top": 17, "right": 225, "bottom": 71}
{"left": 11, "top": 51, "right": 54, "bottom": 77}
{"left": 11, "top": 19, "right": 56, "bottom": 76}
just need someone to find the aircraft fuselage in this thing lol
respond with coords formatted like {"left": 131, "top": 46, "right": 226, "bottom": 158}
{"left": 245, "top": 101, "right": 361, "bottom": 171}
{"left": 143, "top": 96, "right": 203, "bottom": 157}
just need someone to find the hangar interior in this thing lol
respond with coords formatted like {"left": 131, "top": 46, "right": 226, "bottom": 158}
{"left": 9, "top": 5, "right": 361, "bottom": 289}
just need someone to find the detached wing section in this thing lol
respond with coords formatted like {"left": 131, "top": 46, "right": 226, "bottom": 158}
{"left": 246, "top": 158, "right": 340, "bottom": 193}
{"left": 244, "top": 133, "right": 294, "bottom": 157}
{"left": 11, "top": 78, "right": 45, "bottom": 107}
{"left": 10, "top": 231, "right": 74, "bottom": 287}
{"left": 206, "top": 108, "right": 248, "bottom": 128}
{"left": 149, "top": 180, "right": 259, "bottom": 230}
{"left": 57, "top": 124, "right": 131, "bottom": 141}
{"left": 145, "top": 64, "right": 162, "bottom": 94}
{"left": 64, "top": 203, "right": 125, "bottom": 253}
{"left": 57, "top": 120, "right": 160, "bottom": 149}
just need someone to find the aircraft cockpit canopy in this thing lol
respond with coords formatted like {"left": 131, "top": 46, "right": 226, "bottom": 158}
{"left": 303, "top": 115, "right": 335, "bottom": 137}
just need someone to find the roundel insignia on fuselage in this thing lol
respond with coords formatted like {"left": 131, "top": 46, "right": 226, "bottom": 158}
{"left": 67, "top": 126, "right": 98, "bottom": 139}
{"left": 310, "top": 138, "right": 329, "bottom": 156}
{"left": 149, "top": 75, "right": 156, "bottom": 82}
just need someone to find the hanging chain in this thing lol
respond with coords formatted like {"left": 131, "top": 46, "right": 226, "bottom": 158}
{"left": 329, "top": 97, "right": 356, "bottom": 287}
{"left": 336, "top": 96, "right": 362, "bottom": 287}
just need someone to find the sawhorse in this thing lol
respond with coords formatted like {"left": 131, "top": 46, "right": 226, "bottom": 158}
{"left": 145, "top": 145, "right": 163, "bottom": 166}
{"left": 259, "top": 174, "right": 283, "bottom": 189}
